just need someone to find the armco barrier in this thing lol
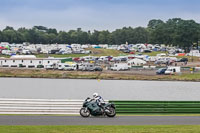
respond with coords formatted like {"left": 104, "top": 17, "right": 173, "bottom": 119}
{"left": 109, "top": 101, "right": 200, "bottom": 114}
{"left": 0, "top": 98, "right": 83, "bottom": 114}
{"left": 2, "top": 99, "right": 199, "bottom": 114}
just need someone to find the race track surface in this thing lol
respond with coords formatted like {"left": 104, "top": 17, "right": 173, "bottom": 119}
{"left": 0, "top": 116, "right": 200, "bottom": 125}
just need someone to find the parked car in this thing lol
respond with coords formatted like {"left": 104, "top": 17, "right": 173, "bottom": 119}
{"left": 98, "top": 56, "right": 109, "bottom": 61}
{"left": 45, "top": 64, "right": 55, "bottom": 70}
{"left": 111, "top": 57, "right": 121, "bottom": 62}
{"left": 156, "top": 68, "right": 167, "bottom": 75}
{"left": 94, "top": 66, "right": 103, "bottom": 71}
{"left": 154, "top": 60, "right": 168, "bottom": 65}
{"left": 177, "top": 58, "right": 188, "bottom": 62}
{"left": 144, "top": 49, "right": 152, "bottom": 53}
{"left": 123, "top": 49, "right": 131, "bottom": 53}
{"left": 120, "top": 57, "right": 127, "bottom": 62}
{"left": 37, "top": 65, "right": 44, "bottom": 68}
{"left": 73, "top": 57, "right": 80, "bottom": 62}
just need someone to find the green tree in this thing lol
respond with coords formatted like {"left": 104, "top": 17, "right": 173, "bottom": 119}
{"left": 47, "top": 28, "right": 58, "bottom": 35}
{"left": 98, "top": 30, "right": 110, "bottom": 44}
{"left": 132, "top": 27, "right": 149, "bottom": 44}
{"left": 0, "top": 31, "right": 2, "bottom": 42}
{"left": 57, "top": 31, "right": 70, "bottom": 44}
{"left": 2, "top": 29, "right": 18, "bottom": 43}
{"left": 89, "top": 30, "right": 100, "bottom": 44}
{"left": 3, "top": 26, "right": 14, "bottom": 31}
{"left": 148, "top": 19, "right": 164, "bottom": 29}
{"left": 173, "top": 19, "right": 200, "bottom": 52}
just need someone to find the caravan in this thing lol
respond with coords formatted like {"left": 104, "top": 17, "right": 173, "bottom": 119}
{"left": 127, "top": 58, "right": 146, "bottom": 67}
{"left": 58, "top": 62, "right": 77, "bottom": 70}
{"left": 80, "top": 63, "right": 103, "bottom": 71}
{"left": 111, "top": 63, "right": 129, "bottom": 71}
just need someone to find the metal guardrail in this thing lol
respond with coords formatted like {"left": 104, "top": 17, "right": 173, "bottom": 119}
{"left": 2, "top": 99, "right": 200, "bottom": 114}
{"left": 109, "top": 101, "right": 200, "bottom": 114}
{"left": 0, "top": 98, "right": 83, "bottom": 114}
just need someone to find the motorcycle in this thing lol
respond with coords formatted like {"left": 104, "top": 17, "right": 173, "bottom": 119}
{"left": 80, "top": 97, "right": 116, "bottom": 117}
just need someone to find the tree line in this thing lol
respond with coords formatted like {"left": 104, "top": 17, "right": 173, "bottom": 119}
{"left": 0, "top": 18, "right": 200, "bottom": 51}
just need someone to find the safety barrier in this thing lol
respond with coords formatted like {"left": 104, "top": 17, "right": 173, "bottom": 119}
{"left": 109, "top": 101, "right": 200, "bottom": 114}
{"left": 0, "top": 98, "right": 83, "bottom": 114}
{"left": 2, "top": 99, "right": 200, "bottom": 114}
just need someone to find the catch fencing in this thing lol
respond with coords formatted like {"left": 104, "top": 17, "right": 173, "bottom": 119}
{"left": 109, "top": 101, "right": 200, "bottom": 114}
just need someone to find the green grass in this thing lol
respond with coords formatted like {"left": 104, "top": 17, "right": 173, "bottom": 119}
{"left": 1, "top": 68, "right": 200, "bottom": 81}
{"left": 172, "top": 73, "right": 200, "bottom": 81}
{"left": 0, "top": 55, "right": 11, "bottom": 58}
{"left": 36, "top": 54, "right": 90, "bottom": 58}
{"left": 137, "top": 51, "right": 164, "bottom": 56}
{"left": 33, "top": 48, "right": 125, "bottom": 58}
{"left": 0, "top": 125, "right": 199, "bottom": 133}
{"left": 88, "top": 48, "right": 127, "bottom": 57}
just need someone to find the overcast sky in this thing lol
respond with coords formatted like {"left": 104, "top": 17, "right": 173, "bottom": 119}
{"left": 0, "top": 0, "right": 200, "bottom": 31}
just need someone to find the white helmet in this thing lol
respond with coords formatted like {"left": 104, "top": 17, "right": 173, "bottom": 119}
{"left": 93, "top": 93, "right": 99, "bottom": 98}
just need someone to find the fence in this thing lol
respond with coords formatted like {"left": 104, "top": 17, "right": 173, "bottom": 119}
{"left": 109, "top": 101, "right": 200, "bottom": 114}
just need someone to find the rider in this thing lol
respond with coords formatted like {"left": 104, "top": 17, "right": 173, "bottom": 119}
{"left": 93, "top": 93, "right": 105, "bottom": 111}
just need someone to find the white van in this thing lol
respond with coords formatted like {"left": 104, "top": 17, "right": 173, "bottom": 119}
{"left": 165, "top": 66, "right": 181, "bottom": 75}
{"left": 58, "top": 63, "right": 77, "bottom": 71}
{"left": 111, "top": 63, "right": 129, "bottom": 71}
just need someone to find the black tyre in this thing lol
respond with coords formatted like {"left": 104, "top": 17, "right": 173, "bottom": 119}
{"left": 80, "top": 108, "right": 90, "bottom": 117}
{"left": 105, "top": 107, "right": 116, "bottom": 117}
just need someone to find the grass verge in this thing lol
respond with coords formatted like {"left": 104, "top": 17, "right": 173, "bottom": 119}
{"left": 1, "top": 68, "right": 200, "bottom": 81}
{"left": 0, "top": 125, "right": 200, "bottom": 133}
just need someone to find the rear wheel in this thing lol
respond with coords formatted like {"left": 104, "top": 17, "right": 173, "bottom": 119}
{"left": 80, "top": 108, "right": 90, "bottom": 117}
{"left": 105, "top": 107, "right": 116, "bottom": 117}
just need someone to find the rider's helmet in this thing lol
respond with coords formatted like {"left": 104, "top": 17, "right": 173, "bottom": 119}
{"left": 93, "top": 93, "right": 99, "bottom": 98}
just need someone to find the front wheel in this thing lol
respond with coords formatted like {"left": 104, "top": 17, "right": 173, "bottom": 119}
{"left": 80, "top": 107, "right": 90, "bottom": 117}
{"left": 105, "top": 107, "right": 116, "bottom": 117}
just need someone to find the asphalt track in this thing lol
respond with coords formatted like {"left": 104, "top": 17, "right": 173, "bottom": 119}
{"left": 0, "top": 116, "right": 200, "bottom": 125}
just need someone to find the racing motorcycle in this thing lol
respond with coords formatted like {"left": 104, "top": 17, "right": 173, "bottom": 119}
{"left": 80, "top": 97, "right": 116, "bottom": 117}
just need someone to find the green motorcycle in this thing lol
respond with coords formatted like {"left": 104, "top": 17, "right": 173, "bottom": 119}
{"left": 80, "top": 97, "right": 116, "bottom": 117}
